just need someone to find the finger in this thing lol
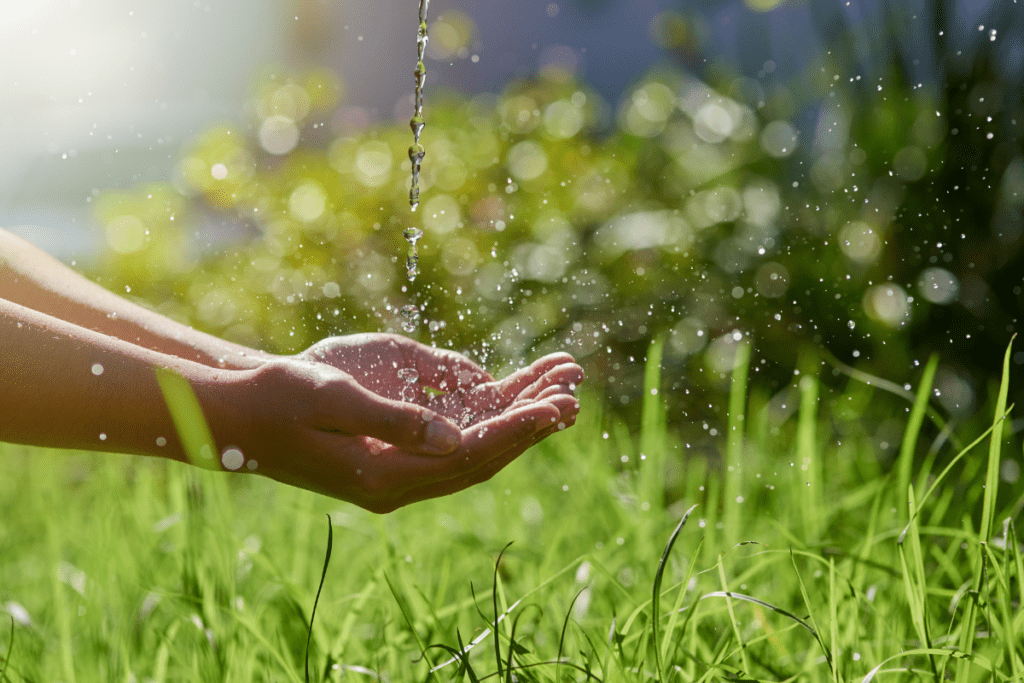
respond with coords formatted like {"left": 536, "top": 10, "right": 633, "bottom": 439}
{"left": 460, "top": 355, "right": 580, "bottom": 414}
{"left": 499, "top": 354, "right": 579, "bottom": 396}
{"left": 510, "top": 362, "right": 585, "bottom": 402}
{"left": 534, "top": 384, "right": 574, "bottom": 401}
{"left": 540, "top": 393, "right": 581, "bottom": 431}
{"left": 388, "top": 392, "right": 580, "bottom": 507}
{"left": 390, "top": 403, "right": 559, "bottom": 505}
{"left": 503, "top": 386, "right": 572, "bottom": 416}
{"left": 454, "top": 401, "right": 561, "bottom": 465}
{"left": 364, "top": 399, "right": 557, "bottom": 499}
{"left": 318, "top": 380, "right": 464, "bottom": 455}
{"left": 516, "top": 395, "right": 581, "bottom": 448}
{"left": 547, "top": 392, "right": 581, "bottom": 414}
{"left": 462, "top": 381, "right": 575, "bottom": 427}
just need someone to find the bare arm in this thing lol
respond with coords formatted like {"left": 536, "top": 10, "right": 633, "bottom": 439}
{"left": 0, "top": 296, "right": 231, "bottom": 459}
{"left": 0, "top": 295, "right": 582, "bottom": 511}
{"left": 0, "top": 228, "right": 273, "bottom": 369}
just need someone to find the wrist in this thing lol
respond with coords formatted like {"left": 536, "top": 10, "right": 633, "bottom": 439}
{"left": 171, "top": 359, "right": 309, "bottom": 474}
{"left": 160, "top": 362, "right": 260, "bottom": 467}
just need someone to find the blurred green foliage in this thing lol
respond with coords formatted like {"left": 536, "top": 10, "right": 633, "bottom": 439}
{"left": 90, "top": 4, "right": 1023, "bottom": 439}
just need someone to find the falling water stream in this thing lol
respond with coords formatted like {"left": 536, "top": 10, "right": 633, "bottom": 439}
{"left": 399, "top": 0, "right": 431, "bottom": 398}
{"left": 399, "top": 0, "right": 430, "bottom": 339}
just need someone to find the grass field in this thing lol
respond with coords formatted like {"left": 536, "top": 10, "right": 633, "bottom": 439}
{"left": 1, "top": 341, "right": 1023, "bottom": 682}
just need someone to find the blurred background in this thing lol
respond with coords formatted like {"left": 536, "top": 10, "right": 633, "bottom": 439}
{"left": 2, "top": 0, "right": 1022, "bottom": 464}
{"left": 2, "top": 0, "right": 678, "bottom": 255}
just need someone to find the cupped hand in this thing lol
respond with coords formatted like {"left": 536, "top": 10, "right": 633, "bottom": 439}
{"left": 300, "top": 333, "right": 582, "bottom": 431}
{"left": 213, "top": 334, "right": 583, "bottom": 512}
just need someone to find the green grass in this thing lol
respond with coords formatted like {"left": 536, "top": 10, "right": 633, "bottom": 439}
{"left": 1, "top": 347, "right": 1023, "bottom": 682}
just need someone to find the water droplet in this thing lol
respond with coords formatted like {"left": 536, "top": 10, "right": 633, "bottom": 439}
{"left": 400, "top": 304, "right": 420, "bottom": 333}
{"left": 408, "top": 144, "right": 426, "bottom": 210}
{"left": 404, "top": 227, "right": 423, "bottom": 244}
{"left": 404, "top": 227, "right": 424, "bottom": 281}
{"left": 410, "top": 114, "right": 424, "bottom": 139}
{"left": 398, "top": 367, "right": 420, "bottom": 402}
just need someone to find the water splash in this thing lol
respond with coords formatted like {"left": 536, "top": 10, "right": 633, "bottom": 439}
{"left": 397, "top": 367, "right": 419, "bottom": 402}
{"left": 400, "top": 304, "right": 421, "bottom": 333}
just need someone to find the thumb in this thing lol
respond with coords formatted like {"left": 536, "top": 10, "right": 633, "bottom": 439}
{"left": 325, "top": 381, "right": 463, "bottom": 455}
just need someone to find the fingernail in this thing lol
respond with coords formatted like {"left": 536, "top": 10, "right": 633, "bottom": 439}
{"left": 426, "top": 420, "right": 461, "bottom": 453}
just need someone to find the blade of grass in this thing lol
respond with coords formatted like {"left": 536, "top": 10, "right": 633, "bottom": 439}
{"left": 982, "top": 541, "right": 1024, "bottom": 678}
{"left": 305, "top": 515, "right": 333, "bottom": 683}
{"left": 0, "top": 616, "right": 12, "bottom": 683}
{"left": 914, "top": 407, "right": 1011, "bottom": 516}
{"left": 694, "top": 592, "right": 820, "bottom": 639}
{"left": 954, "top": 538, "right": 990, "bottom": 683}
{"left": 455, "top": 630, "right": 481, "bottom": 683}
{"left": 862, "top": 648, "right": 997, "bottom": 683}
{"left": 797, "top": 355, "right": 821, "bottom": 542}
{"left": 896, "top": 488, "right": 937, "bottom": 679}
{"left": 661, "top": 536, "right": 704, "bottom": 669}
{"left": 821, "top": 349, "right": 961, "bottom": 452}
{"left": 384, "top": 573, "right": 434, "bottom": 675}
{"left": 828, "top": 558, "right": 839, "bottom": 683}
{"left": 789, "top": 549, "right": 835, "bottom": 674}
{"left": 429, "top": 595, "right": 525, "bottom": 674}
{"left": 640, "top": 335, "right": 667, "bottom": 540}
{"left": 154, "top": 367, "right": 217, "bottom": 470}
{"left": 716, "top": 556, "right": 750, "bottom": 674}
{"left": 1011, "top": 520, "right": 1024, "bottom": 619}
{"left": 329, "top": 578, "right": 377, "bottom": 660}
{"left": 557, "top": 589, "right": 587, "bottom": 682}
{"left": 898, "top": 353, "right": 939, "bottom": 519}
{"left": 45, "top": 500, "right": 76, "bottom": 683}
{"left": 981, "top": 336, "right": 1014, "bottom": 543}
{"left": 724, "top": 343, "right": 750, "bottom": 549}
{"left": 958, "top": 336, "right": 1014, "bottom": 682}
{"left": 492, "top": 543, "right": 514, "bottom": 681}
{"left": 652, "top": 504, "right": 698, "bottom": 682}
{"left": 499, "top": 607, "right": 540, "bottom": 682}
{"left": 152, "top": 621, "right": 179, "bottom": 683}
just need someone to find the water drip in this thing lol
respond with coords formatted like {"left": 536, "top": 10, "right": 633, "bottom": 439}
{"left": 397, "top": 367, "right": 419, "bottom": 402}
{"left": 400, "top": 304, "right": 421, "bottom": 333}
{"left": 404, "top": 227, "right": 423, "bottom": 282}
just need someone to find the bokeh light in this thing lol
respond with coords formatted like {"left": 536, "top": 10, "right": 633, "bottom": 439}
{"left": 760, "top": 120, "right": 798, "bottom": 157}
{"left": 106, "top": 215, "right": 147, "bottom": 254}
{"left": 917, "top": 267, "right": 960, "bottom": 304}
{"left": 863, "top": 284, "right": 911, "bottom": 328}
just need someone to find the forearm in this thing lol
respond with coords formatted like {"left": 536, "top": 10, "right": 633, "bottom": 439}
{"left": 0, "top": 297, "right": 243, "bottom": 462}
{"left": 0, "top": 228, "right": 274, "bottom": 370}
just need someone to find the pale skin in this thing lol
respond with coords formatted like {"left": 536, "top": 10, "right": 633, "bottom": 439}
{"left": 0, "top": 228, "right": 582, "bottom": 513}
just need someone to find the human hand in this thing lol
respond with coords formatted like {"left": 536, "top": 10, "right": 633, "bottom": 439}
{"left": 209, "top": 334, "right": 582, "bottom": 512}
{"left": 300, "top": 333, "right": 582, "bottom": 429}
